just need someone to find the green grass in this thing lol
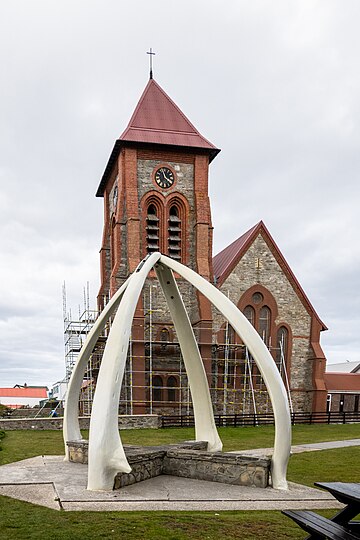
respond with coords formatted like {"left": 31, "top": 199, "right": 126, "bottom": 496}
{"left": 0, "top": 425, "right": 359, "bottom": 539}
{"left": 0, "top": 501, "right": 311, "bottom": 540}
{"left": 288, "top": 446, "right": 360, "bottom": 486}
{"left": 1, "top": 423, "right": 359, "bottom": 465}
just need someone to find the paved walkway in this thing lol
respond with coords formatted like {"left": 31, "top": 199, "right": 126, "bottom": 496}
{"left": 0, "top": 439, "right": 358, "bottom": 512}
{"left": 232, "top": 438, "right": 360, "bottom": 457}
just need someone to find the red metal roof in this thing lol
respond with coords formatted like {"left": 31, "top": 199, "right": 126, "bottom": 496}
{"left": 325, "top": 373, "right": 360, "bottom": 392}
{"left": 120, "top": 78, "right": 218, "bottom": 150}
{"left": 212, "top": 221, "right": 327, "bottom": 330}
{"left": 96, "top": 78, "right": 220, "bottom": 197}
{"left": 213, "top": 223, "right": 260, "bottom": 285}
{"left": 0, "top": 387, "right": 48, "bottom": 398}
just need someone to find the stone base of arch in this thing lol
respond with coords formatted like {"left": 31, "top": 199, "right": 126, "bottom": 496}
{"left": 67, "top": 439, "right": 270, "bottom": 489}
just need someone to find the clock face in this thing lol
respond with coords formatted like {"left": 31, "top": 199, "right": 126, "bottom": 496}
{"left": 154, "top": 166, "right": 175, "bottom": 189}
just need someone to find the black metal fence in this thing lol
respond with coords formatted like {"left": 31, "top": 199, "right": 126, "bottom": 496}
{"left": 160, "top": 410, "right": 360, "bottom": 428}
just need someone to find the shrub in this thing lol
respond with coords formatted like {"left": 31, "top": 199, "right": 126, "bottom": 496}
{"left": 0, "top": 404, "right": 11, "bottom": 417}
{"left": 0, "top": 429, "right": 5, "bottom": 452}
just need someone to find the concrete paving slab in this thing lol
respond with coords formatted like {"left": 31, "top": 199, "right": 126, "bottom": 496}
{"left": 0, "top": 454, "right": 342, "bottom": 512}
{"left": 1, "top": 440, "right": 358, "bottom": 512}
{"left": 0, "top": 483, "right": 61, "bottom": 510}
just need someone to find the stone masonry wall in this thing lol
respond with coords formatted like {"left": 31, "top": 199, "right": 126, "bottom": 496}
{"left": 0, "top": 414, "right": 160, "bottom": 431}
{"left": 213, "top": 233, "right": 314, "bottom": 412}
{"left": 67, "top": 440, "right": 270, "bottom": 490}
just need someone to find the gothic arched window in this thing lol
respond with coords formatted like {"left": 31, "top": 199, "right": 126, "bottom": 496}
{"left": 146, "top": 203, "right": 160, "bottom": 254}
{"left": 168, "top": 204, "right": 182, "bottom": 261}
{"left": 160, "top": 328, "right": 170, "bottom": 342}
{"left": 153, "top": 375, "right": 163, "bottom": 402}
{"left": 167, "top": 376, "right": 178, "bottom": 402}
{"left": 110, "top": 216, "right": 116, "bottom": 269}
{"left": 243, "top": 305, "right": 255, "bottom": 326}
{"left": 259, "top": 306, "right": 271, "bottom": 345}
{"left": 276, "top": 326, "right": 289, "bottom": 367}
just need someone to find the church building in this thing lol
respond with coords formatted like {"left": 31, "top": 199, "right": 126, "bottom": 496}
{"left": 88, "top": 76, "right": 328, "bottom": 417}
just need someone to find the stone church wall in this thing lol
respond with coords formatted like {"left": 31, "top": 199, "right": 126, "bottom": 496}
{"left": 212, "top": 233, "right": 314, "bottom": 412}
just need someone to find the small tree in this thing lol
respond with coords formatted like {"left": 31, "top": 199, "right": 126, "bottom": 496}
{"left": 0, "top": 404, "right": 10, "bottom": 417}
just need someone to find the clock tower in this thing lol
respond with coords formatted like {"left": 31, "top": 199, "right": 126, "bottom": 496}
{"left": 96, "top": 77, "right": 220, "bottom": 413}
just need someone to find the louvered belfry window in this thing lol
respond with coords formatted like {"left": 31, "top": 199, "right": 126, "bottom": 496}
{"left": 146, "top": 204, "right": 160, "bottom": 253}
{"left": 168, "top": 205, "right": 181, "bottom": 261}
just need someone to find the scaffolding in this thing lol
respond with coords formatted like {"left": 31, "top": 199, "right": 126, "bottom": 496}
{"left": 116, "top": 283, "right": 294, "bottom": 418}
{"left": 64, "top": 281, "right": 293, "bottom": 417}
{"left": 63, "top": 282, "right": 105, "bottom": 414}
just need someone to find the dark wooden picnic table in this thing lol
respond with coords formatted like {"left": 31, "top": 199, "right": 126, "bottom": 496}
{"left": 282, "top": 482, "right": 360, "bottom": 539}
{"left": 314, "top": 482, "right": 360, "bottom": 532}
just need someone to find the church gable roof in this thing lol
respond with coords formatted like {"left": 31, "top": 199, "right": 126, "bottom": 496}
{"left": 213, "top": 221, "right": 327, "bottom": 330}
{"left": 96, "top": 79, "right": 220, "bottom": 197}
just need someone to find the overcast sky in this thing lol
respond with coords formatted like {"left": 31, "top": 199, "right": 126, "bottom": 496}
{"left": 1, "top": 0, "right": 359, "bottom": 388}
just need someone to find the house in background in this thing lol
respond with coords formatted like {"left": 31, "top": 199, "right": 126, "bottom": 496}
{"left": 326, "top": 361, "right": 360, "bottom": 373}
{"left": 48, "top": 380, "right": 67, "bottom": 405}
{"left": 324, "top": 362, "right": 360, "bottom": 413}
{"left": 0, "top": 385, "right": 48, "bottom": 409}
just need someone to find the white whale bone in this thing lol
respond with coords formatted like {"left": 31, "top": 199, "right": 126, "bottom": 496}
{"left": 155, "top": 263, "right": 222, "bottom": 451}
{"left": 87, "top": 253, "right": 161, "bottom": 490}
{"left": 158, "top": 255, "right": 291, "bottom": 490}
{"left": 63, "top": 276, "right": 131, "bottom": 458}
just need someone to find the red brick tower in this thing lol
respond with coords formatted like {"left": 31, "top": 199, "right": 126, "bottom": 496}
{"left": 96, "top": 78, "right": 220, "bottom": 413}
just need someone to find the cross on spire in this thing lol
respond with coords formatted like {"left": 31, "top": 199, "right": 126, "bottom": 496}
{"left": 147, "top": 48, "right": 156, "bottom": 79}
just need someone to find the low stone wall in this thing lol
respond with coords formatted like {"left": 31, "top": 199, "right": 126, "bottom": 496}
{"left": 67, "top": 439, "right": 271, "bottom": 489}
{"left": 114, "top": 449, "right": 165, "bottom": 489}
{"left": 163, "top": 449, "right": 269, "bottom": 488}
{"left": 0, "top": 414, "right": 160, "bottom": 431}
{"left": 1, "top": 408, "right": 65, "bottom": 419}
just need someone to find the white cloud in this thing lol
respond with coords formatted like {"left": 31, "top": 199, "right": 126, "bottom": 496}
{"left": 0, "top": 0, "right": 359, "bottom": 387}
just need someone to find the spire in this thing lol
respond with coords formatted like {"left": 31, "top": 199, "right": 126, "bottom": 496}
{"left": 96, "top": 78, "right": 220, "bottom": 197}
{"left": 119, "top": 78, "right": 219, "bottom": 154}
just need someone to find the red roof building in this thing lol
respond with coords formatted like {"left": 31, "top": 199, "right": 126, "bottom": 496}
{"left": 324, "top": 372, "right": 360, "bottom": 413}
{"left": 0, "top": 386, "right": 48, "bottom": 409}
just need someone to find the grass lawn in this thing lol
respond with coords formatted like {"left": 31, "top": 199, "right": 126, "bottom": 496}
{"left": 1, "top": 422, "right": 360, "bottom": 465}
{"left": 0, "top": 424, "right": 359, "bottom": 539}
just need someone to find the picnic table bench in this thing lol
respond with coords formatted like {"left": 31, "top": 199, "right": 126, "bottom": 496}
{"left": 282, "top": 482, "right": 360, "bottom": 539}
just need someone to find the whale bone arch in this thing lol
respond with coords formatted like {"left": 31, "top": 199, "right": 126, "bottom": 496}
{"left": 63, "top": 253, "right": 291, "bottom": 491}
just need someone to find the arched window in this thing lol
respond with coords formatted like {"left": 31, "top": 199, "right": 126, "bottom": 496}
{"left": 160, "top": 327, "right": 170, "bottom": 351}
{"left": 153, "top": 375, "right": 163, "bottom": 402}
{"left": 243, "top": 305, "right": 255, "bottom": 326}
{"left": 146, "top": 203, "right": 160, "bottom": 254}
{"left": 110, "top": 216, "right": 116, "bottom": 269}
{"left": 276, "top": 326, "right": 289, "bottom": 367}
{"left": 160, "top": 328, "right": 170, "bottom": 342}
{"left": 168, "top": 204, "right": 182, "bottom": 261}
{"left": 167, "top": 376, "right": 178, "bottom": 402}
{"left": 259, "top": 306, "right": 271, "bottom": 345}
{"left": 226, "top": 324, "right": 236, "bottom": 360}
